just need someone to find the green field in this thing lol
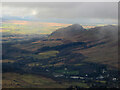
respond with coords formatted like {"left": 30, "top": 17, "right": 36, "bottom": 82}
{"left": 17, "top": 50, "right": 59, "bottom": 60}
{"left": 39, "top": 50, "right": 59, "bottom": 57}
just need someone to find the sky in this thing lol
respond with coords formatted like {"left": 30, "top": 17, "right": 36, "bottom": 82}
{"left": 1, "top": 2, "right": 118, "bottom": 24}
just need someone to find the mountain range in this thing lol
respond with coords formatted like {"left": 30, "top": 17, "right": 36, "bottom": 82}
{"left": 6, "top": 24, "right": 118, "bottom": 68}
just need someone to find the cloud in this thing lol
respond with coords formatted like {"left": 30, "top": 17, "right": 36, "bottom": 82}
{"left": 2, "top": 2, "right": 118, "bottom": 24}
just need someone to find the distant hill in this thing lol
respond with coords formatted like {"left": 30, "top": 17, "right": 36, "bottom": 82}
{"left": 49, "top": 24, "right": 85, "bottom": 41}
{"left": 49, "top": 24, "right": 117, "bottom": 42}
{"left": 48, "top": 24, "right": 118, "bottom": 68}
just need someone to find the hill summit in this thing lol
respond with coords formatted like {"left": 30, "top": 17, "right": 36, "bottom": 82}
{"left": 49, "top": 24, "right": 85, "bottom": 41}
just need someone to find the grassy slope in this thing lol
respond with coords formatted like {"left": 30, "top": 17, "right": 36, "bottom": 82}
{"left": 74, "top": 41, "right": 118, "bottom": 68}
{"left": 2, "top": 73, "right": 89, "bottom": 88}
{"left": 13, "top": 40, "right": 63, "bottom": 51}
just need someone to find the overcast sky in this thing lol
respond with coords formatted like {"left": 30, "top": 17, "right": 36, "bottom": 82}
{"left": 2, "top": 2, "right": 118, "bottom": 24}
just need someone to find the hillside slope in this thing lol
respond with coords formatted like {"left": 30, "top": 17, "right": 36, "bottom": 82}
{"left": 48, "top": 24, "right": 118, "bottom": 68}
